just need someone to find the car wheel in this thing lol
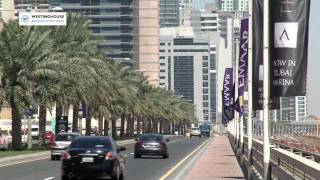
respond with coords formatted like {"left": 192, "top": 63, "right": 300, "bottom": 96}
{"left": 51, "top": 156, "right": 56, "bottom": 161}
{"left": 163, "top": 153, "right": 169, "bottom": 159}
{"left": 134, "top": 153, "right": 141, "bottom": 158}
{"left": 120, "top": 166, "right": 125, "bottom": 180}
{"left": 61, "top": 175, "right": 70, "bottom": 180}
{"left": 111, "top": 165, "right": 120, "bottom": 180}
{"left": 56, "top": 156, "right": 61, "bottom": 160}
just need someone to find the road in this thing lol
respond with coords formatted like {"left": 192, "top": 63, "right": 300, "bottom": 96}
{"left": 0, "top": 137, "right": 209, "bottom": 180}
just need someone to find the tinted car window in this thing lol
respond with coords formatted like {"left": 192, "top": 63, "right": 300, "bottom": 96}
{"left": 139, "top": 135, "right": 163, "bottom": 141}
{"left": 192, "top": 128, "right": 199, "bottom": 130}
{"left": 56, "top": 134, "right": 78, "bottom": 141}
{"left": 70, "top": 138, "right": 112, "bottom": 149}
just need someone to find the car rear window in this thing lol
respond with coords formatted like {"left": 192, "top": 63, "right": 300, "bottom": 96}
{"left": 55, "top": 134, "right": 79, "bottom": 141}
{"left": 139, "top": 135, "right": 163, "bottom": 141}
{"left": 70, "top": 138, "right": 112, "bottom": 149}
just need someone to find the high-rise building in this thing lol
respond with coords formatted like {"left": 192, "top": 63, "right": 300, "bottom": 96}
{"left": 49, "top": 0, "right": 134, "bottom": 62}
{"left": 218, "top": 0, "right": 248, "bottom": 12}
{"left": 133, "top": 0, "right": 160, "bottom": 87}
{"left": 160, "top": 0, "right": 179, "bottom": 27}
{"left": 278, "top": 96, "right": 307, "bottom": 121}
{"left": 179, "top": 0, "right": 193, "bottom": 25}
{"left": 190, "top": 5, "right": 220, "bottom": 123}
{"left": 159, "top": 27, "right": 214, "bottom": 122}
{"left": 0, "top": 0, "right": 15, "bottom": 29}
{"left": 14, "top": 0, "right": 49, "bottom": 12}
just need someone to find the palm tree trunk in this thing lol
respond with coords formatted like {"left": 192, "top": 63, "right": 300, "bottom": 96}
{"left": 85, "top": 106, "right": 91, "bottom": 136}
{"left": 56, "top": 101, "right": 63, "bottom": 117}
{"left": 159, "top": 120, "right": 163, "bottom": 134}
{"left": 98, "top": 114, "right": 103, "bottom": 136}
{"left": 111, "top": 116, "right": 117, "bottom": 138}
{"left": 72, "top": 103, "right": 79, "bottom": 132}
{"left": 171, "top": 122, "right": 175, "bottom": 134}
{"left": 104, "top": 117, "right": 109, "bottom": 136}
{"left": 120, "top": 114, "right": 125, "bottom": 138}
{"left": 10, "top": 95, "right": 22, "bottom": 150}
{"left": 38, "top": 104, "right": 47, "bottom": 146}
{"left": 136, "top": 116, "right": 141, "bottom": 135}
{"left": 147, "top": 119, "right": 152, "bottom": 133}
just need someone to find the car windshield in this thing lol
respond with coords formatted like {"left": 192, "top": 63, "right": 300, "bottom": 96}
{"left": 55, "top": 134, "right": 78, "bottom": 141}
{"left": 70, "top": 138, "right": 112, "bottom": 149}
{"left": 31, "top": 128, "right": 38, "bottom": 131}
{"left": 139, "top": 135, "right": 163, "bottom": 141}
{"left": 192, "top": 128, "right": 199, "bottom": 130}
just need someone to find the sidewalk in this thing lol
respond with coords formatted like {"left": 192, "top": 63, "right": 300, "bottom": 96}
{"left": 184, "top": 135, "right": 245, "bottom": 180}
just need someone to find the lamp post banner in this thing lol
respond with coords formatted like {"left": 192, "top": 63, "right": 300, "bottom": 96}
{"left": 270, "top": 0, "right": 310, "bottom": 97}
{"left": 223, "top": 68, "right": 234, "bottom": 121}
{"left": 252, "top": 0, "right": 264, "bottom": 110}
{"left": 238, "top": 18, "right": 249, "bottom": 115}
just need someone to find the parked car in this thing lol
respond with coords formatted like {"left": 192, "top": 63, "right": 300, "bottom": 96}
{"left": 45, "top": 131, "right": 55, "bottom": 142}
{"left": 190, "top": 127, "right": 202, "bottom": 138}
{"left": 61, "top": 136, "right": 126, "bottom": 180}
{"left": 0, "top": 131, "right": 9, "bottom": 150}
{"left": 51, "top": 132, "right": 80, "bottom": 160}
{"left": 134, "top": 134, "right": 169, "bottom": 159}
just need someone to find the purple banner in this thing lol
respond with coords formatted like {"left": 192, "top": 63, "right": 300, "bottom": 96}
{"left": 223, "top": 68, "right": 234, "bottom": 121}
{"left": 238, "top": 18, "right": 249, "bottom": 115}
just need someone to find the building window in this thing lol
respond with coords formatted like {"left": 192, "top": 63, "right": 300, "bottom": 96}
{"left": 160, "top": 69, "right": 166, "bottom": 72}
{"left": 202, "top": 56, "right": 208, "bottom": 60}
{"left": 160, "top": 43, "right": 165, "bottom": 46}
{"left": 160, "top": 49, "right": 165, "bottom": 52}
{"left": 203, "top": 62, "right": 208, "bottom": 67}
{"left": 203, "top": 82, "right": 208, "bottom": 87}
{"left": 160, "top": 63, "right": 165, "bottom": 66}
{"left": 203, "top": 89, "right": 208, "bottom": 94}
{"left": 203, "top": 75, "right": 208, "bottom": 80}
{"left": 160, "top": 76, "right": 166, "bottom": 79}
{"left": 203, "top": 95, "right": 209, "bottom": 100}
{"left": 203, "top": 102, "right": 209, "bottom": 107}
{"left": 203, "top": 69, "right": 208, "bottom": 74}
{"left": 160, "top": 56, "right": 165, "bottom": 59}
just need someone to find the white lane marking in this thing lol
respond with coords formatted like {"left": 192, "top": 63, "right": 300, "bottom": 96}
{"left": 43, "top": 177, "right": 55, "bottom": 180}
{"left": 0, "top": 156, "right": 49, "bottom": 168}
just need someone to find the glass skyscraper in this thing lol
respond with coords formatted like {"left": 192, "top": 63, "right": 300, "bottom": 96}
{"left": 160, "top": 0, "right": 179, "bottom": 27}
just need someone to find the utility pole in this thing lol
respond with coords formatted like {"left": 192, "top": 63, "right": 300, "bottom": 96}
{"left": 263, "top": 0, "right": 271, "bottom": 179}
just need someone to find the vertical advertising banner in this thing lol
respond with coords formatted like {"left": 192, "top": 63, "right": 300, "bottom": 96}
{"left": 55, "top": 116, "right": 68, "bottom": 134}
{"left": 252, "top": 0, "right": 264, "bottom": 110}
{"left": 238, "top": 18, "right": 249, "bottom": 115}
{"left": 270, "top": 0, "right": 310, "bottom": 97}
{"left": 223, "top": 68, "right": 234, "bottom": 122}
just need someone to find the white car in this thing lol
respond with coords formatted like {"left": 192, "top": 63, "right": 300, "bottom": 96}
{"left": 190, "top": 127, "right": 202, "bottom": 138}
{"left": 51, "top": 132, "right": 80, "bottom": 160}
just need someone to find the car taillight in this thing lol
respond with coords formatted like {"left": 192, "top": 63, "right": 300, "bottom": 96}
{"left": 63, "top": 152, "right": 71, "bottom": 160}
{"left": 105, "top": 152, "right": 113, "bottom": 160}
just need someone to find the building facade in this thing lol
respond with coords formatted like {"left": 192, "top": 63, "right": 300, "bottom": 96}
{"left": 278, "top": 96, "right": 307, "bottom": 122}
{"left": 49, "top": 0, "right": 134, "bottom": 62}
{"left": 133, "top": 0, "right": 160, "bottom": 87}
{"left": 159, "top": 27, "right": 213, "bottom": 122}
{"left": 160, "top": 0, "right": 179, "bottom": 27}
{"left": 179, "top": 0, "right": 193, "bottom": 25}
{"left": 218, "top": 0, "right": 248, "bottom": 12}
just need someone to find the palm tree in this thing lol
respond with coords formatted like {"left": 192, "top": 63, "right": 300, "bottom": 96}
{"left": 0, "top": 21, "right": 53, "bottom": 149}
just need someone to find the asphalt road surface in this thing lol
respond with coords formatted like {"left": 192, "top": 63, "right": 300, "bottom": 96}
{"left": 0, "top": 137, "right": 209, "bottom": 180}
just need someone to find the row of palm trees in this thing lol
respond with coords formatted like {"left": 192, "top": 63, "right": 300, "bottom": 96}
{"left": 0, "top": 14, "right": 197, "bottom": 150}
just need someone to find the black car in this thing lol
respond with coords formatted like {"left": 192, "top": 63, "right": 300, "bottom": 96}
{"left": 134, "top": 134, "right": 169, "bottom": 159}
{"left": 62, "top": 136, "right": 126, "bottom": 180}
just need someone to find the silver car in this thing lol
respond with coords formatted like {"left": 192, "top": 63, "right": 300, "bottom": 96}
{"left": 51, "top": 132, "right": 80, "bottom": 160}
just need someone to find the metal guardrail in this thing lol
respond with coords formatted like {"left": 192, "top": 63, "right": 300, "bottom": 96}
{"left": 230, "top": 134, "right": 320, "bottom": 180}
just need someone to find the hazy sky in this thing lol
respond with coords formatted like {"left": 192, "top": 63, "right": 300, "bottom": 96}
{"left": 195, "top": 0, "right": 320, "bottom": 117}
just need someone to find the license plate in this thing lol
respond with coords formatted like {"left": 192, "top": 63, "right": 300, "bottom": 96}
{"left": 82, "top": 157, "right": 94, "bottom": 163}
